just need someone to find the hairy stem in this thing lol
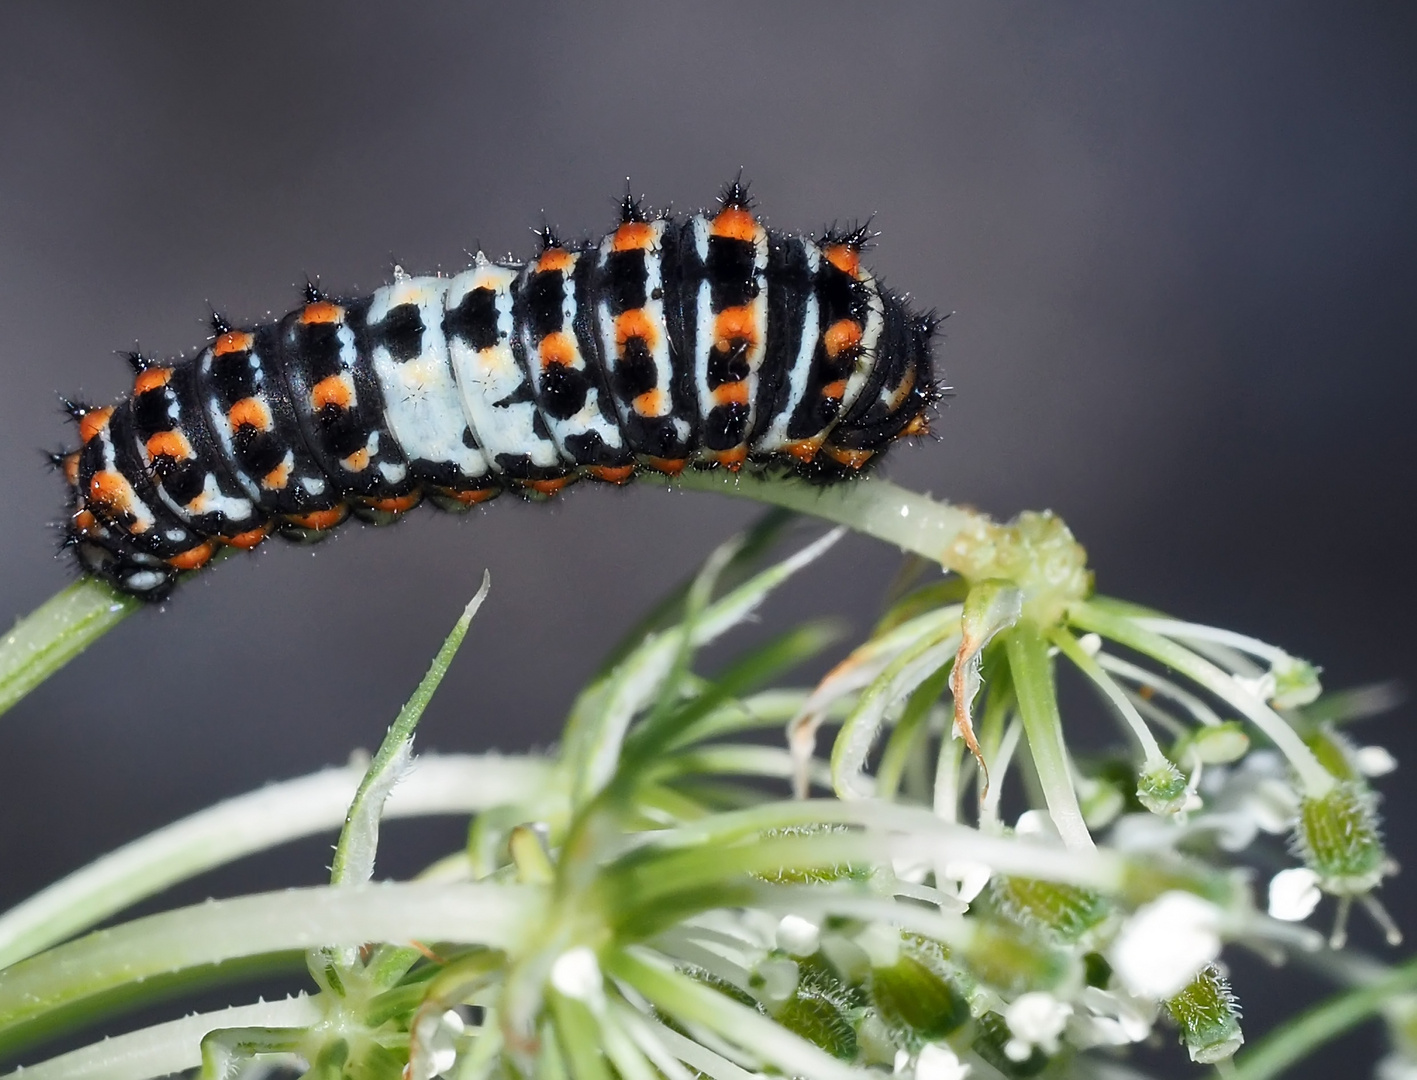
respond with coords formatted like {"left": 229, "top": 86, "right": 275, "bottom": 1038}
{"left": 670, "top": 471, "right": 981, "bottom": 564}
{"left": 0, "top": 578, "right": 137, "bottom": 719}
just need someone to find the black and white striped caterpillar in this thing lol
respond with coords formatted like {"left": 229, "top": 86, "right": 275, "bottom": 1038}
{"left": 57, "top": 182, "right": 940, "bottom": 599}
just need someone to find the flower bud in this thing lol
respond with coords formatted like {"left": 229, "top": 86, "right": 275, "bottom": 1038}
{"left": 1185, "top": 721, "right": 1250, "bottom": 765}
{"left": 1294, "top": 781, "right": 1387, "bottom": 895}
{"left": 868, "top": 945, "right": 970, "bottom": 1045}
{"left": 772, "top": 988, "right": 858, "bottom": 1061}
{"left": 991, "top": 876, "right": 1111, "bottom": 944}
{"left": 962, "top": 920, "right": 1073, "bottom": 995}
{"left": 1164, "top": 965, "right": 1244, "bottom": 1064}
{"left": 1137, "top": 761, "right": 1188, "bottom": 815}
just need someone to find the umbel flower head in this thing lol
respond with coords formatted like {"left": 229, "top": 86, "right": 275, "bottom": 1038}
{"left": 0, "top": 479, "right": 1405, "bottom": 1080}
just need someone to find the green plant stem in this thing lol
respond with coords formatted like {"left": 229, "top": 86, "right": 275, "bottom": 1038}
{"left": 1, "top": 996, "right": 320, "bottom": 1080}
{"left": 1004, "top": 623, "right": 1095, "bottom": 851}
{"left": 1224, "top": 956, "right": 1417, "bottom": 1080}
{"left": 0, "top": 883, "right": 543, "bottom": 1047}
{"left": 0, "top": 754, "right": 553, "bottom": 970}
{"left": 0, "top": 578, "right": 137, "bottom": 719}
{"left": 1068, "top": 602, "right": 1334, "bottom": 796}
{"left": 670, "top": 471, "right": 981, "bottom": 564}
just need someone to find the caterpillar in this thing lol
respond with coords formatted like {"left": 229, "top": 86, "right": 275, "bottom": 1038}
{"left": 55, "top": 182, "right": 940, "bottom": 600}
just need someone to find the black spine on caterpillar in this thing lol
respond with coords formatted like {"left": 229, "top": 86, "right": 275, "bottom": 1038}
{"left": 58, "top": 184, "right": 941, "bottom": 599}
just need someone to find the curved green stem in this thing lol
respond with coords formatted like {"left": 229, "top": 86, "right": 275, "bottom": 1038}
{"left": 0, "top": 578, "right": 137, "bottom": 719}
{"left": 1005, "top": 623, "right": 1095, "bottom": 851}
{"left": 670, "top": 471, "right": 982, "bottom": 563}
{"left": 1225, "top": 956, "right": 1417, "bottom": 1080}
{"left": 1, "top": 996, "right": 321, "bottom": 1080}
{"left": 0, "top": 754, "right": 552, "bottom": 970}
{"left": 0, "top": 883, "right": 542, "bottom": 1048}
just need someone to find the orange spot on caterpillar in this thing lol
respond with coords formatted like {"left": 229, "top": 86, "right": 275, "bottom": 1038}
{"left": 820, "top": 379, "right": 848, "bottom": 400}
{"left": 525, "top": 476, "right": 574, "bottom": 496}
{"left": 824, "top": 446, "right": 874, "bottom": 469}
{"left": 782, "top": 438, "right": 822, "bottom": 463}
{"left": 536, "top": 248, "right": 575, "bottom": 273}
{"left": 633, "top": 388, "right": 665, "bottom": 416}
{"left": 262, "top": 460, "right": 291, "bottom": 490}
{"left": 72, "top": 509, "right": 97, "bottom": 532}
{"left": 823, "top": 244, "right": 861, "bottom": 277}
{"left": 616, "top": 309, "right": 658, "bottom": 351}
{"left": 823, "top": 319, "right": 862, "bottom": 358}
{"left": 213, "top": 331, "right": 254, "bottom": 357}
{"left": 88, "top": 470, "right": 138, "bottom": 518}
{"left": 134, "top": 368, "right": 173, "bottom": 394}
{"left": 299, "top": 301, "right": 343, "bottom": 325}
{"left": 228, "top": 397, "right": 272, "bottom": 432}
{"left": 713, "top": 446, "right": 748, "bottom": 471}
{"left": 902, "top": 413, "right": 929, "bottom": 437}
{"left": 712, "top": 206, "right": 759, "bottom": 242}
{"left": 285, "top": 507, "right": 347, "bottom": 531}
{"left": 311, "top": 375, "right": 352, "bottom": 411}
{"left": 364, "top": 493, "right": 422, "bottom": 514}
{"left": 78, "top": 406, "right": 114, "bottom": 445}
{"left": 646, "top": 457, "right": 686, "bottom": 476}
{"left": 612, "top": 221, "right": 654, "bottom": 251}
{"left": 437, "top": 486, "right": 499, "bottom": 505}
{"left": 538, "top": 331, "right": 576, "bottom": 367}
{"left": 341, "top": 448, "right": 370, "bottom": 472}
{"left": 145, "top": 430, "right": 193, "bottom": 460}
{"left": 714, "top": 305, "right": 758, "bottom": 350}
{"left": 166, "top": 541, "right": 217, "bottom": 571}
{"left": 224, "top": 525, "right": 270, "bottom": 548}
{"left": 713, "top": 381, "right": 750, "bottom": 407}
{"left": 587, "top": 464, "right": 635, "bottom": 484}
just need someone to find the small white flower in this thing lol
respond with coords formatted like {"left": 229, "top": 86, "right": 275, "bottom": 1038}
{"left": 1075, "top": 986, "right": 1154, "bottom": 1047}
{"left": 1233, "top": 672, "right": 1277, "bottom": 703}
{"left": 550, "top": 946, "right": 603, "bottom": 1003}
{"left": 1004, "top": 992, "right": 1072, "bottom": 1061}
{"left": 942, "top": 860, "right": 992, "bottom": 903}
{"left": 775, "top": 914, "right": 820, "bottom": 956}
{"left": 1109, "top": 891, "right": 1223, "bottom": 999}
{"left": 1077, "top": 632, "right": 1103, "bottom": 656}
{"left": 756, "top": 956, "right": 800, "bottom": 1004}
{"left": 856, "top": 922, "right": 902, "bottom": 968}
{"left": 1356, "top": 745, "right": 1398, "bottom": 777}
{"left": 915, "top": 1042, "right": 971, "bottom": 1080}
{"left": 1268, "top": 867, "right": 1322, "bottom": 922}
{"left": 1015, "top": 809, "right": 1061, "bottom": 841}
{"left": 408, "top": 1008, "right": 465, "bottom": 1080}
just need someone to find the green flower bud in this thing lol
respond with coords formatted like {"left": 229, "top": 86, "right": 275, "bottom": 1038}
{"left": 1137, "top": 760, "right": 1189, "bottom": 815}
{"left": 1270, "top": 654, "right": 1322, "bottom": 709}
{"left": 961, "top": 921, "right": 1072, "bottom": 995}
{"left": 1295, "top": 781, "right": 1387, "bottom": 895}
{"left": 868, "top": 946, "right": 970, "bottom": 1045}
{"left": 991, "top": 876, "right": 1111, "bottom": 944}
{"left": 1164, "top": 964, "right": 1244, "bottom": 1064}
{"left": 772, "top": 989, "right": 858, "bottom": 1061}
{"left": 1186, "top": 721, "right": 1250, "bottom": 765}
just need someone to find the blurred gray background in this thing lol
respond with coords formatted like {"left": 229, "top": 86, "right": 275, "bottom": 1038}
{"left": 1, "top": 3, "right": 1414, "bottom": 1073}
